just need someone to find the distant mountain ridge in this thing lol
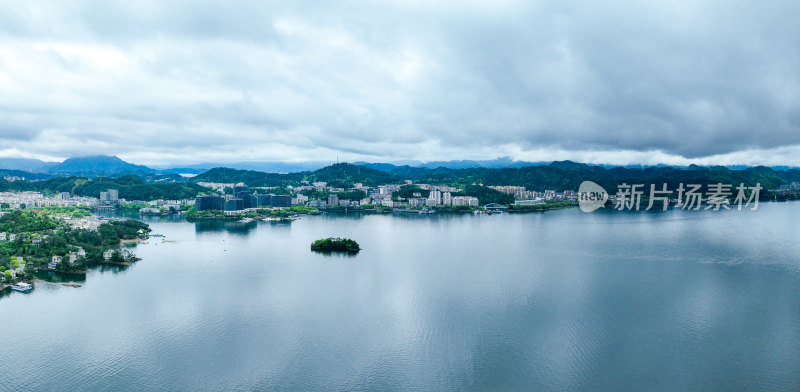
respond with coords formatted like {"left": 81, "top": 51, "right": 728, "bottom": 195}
{"left": 191, "top": 163, "right": 401, "bottom": 187}
{"left": 0, "top": 155, "right": 155, "bottom": 178}
{"left": 0, "top": 157, "right": 57, "bottom": 172}
{"left": 0, "top": 155, "right": 798, "bottom": 180}
{"left": 48, "top": 156, "right": 155, "bottom": 177}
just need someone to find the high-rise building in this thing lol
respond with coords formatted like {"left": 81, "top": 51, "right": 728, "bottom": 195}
{"left": 244, "top": 195, "right": 257, "bottom": 209}
{"left": 107, "top": 189, "right": 119, "bottom": 201}
{"left": 257, "top": 194, "right": 272, "bottom": 206}
{"left": 270, "top": 195, "right": 291, "bottom": 208}
{"left": 233, "top": 185, "right": 250, "bottom": 198}
{"left": 224, "top": 198, "right": 244, "bottom": 211}
{"left": 427, "top": 189, "right": 442, "bottom": 206}
{"left": 195, "top": 195, "right": 225, "bottom": 211}
{"left": 442, "top": 192, "right": 452, "bottom": 206}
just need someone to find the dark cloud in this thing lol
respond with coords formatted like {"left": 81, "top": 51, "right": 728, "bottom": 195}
{"left": 0, "top": 0, "right": 798, "bottom": 165}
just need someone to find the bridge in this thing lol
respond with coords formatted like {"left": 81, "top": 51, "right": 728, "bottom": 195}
{"left": 482, "top": 203, "right": 508, "bottom": 211}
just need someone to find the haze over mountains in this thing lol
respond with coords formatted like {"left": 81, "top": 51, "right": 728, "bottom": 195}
{"left": 2, "top": 155, "right": 798, "bottom": 179}
{"left": 0, "top": 156, "right": 154, "bottom": 178}
{"left": 2, "top": 156, "right": 799, "bottom": 202}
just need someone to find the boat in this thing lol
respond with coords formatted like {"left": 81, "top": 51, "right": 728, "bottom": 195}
{"left": 11, "top": 282, "right": 33, "bottom": 292}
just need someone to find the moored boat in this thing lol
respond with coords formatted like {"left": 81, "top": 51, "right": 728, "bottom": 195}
{"left": 11, "top": 282, "right": 33, "bottom": 292}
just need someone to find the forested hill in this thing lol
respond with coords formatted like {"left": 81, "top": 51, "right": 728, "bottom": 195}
{"left": 190, "top": 167, "right": 295, "bottom": 187}
{"left": 362, "top": 161, "right": 800, "bottom": 192}
{"left": 191, "top": 163, "right": 401, "bottom": 187}
{"left": 0, "top": 175, "right": 209, "bottom": 200}
{"left": 191, "top": 161, "right": 800, "bottom": 192}
{"left": 3, "top": 162, "right": 798, "bottom": 199}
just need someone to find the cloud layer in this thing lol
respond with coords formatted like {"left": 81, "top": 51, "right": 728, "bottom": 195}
{"left": 1, "top": 0, "right": 799, "bottom": 166}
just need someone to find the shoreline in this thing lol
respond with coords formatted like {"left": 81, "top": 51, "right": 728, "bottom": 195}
{"left": 36, "top": 268, "right": 90, "bottom": 275}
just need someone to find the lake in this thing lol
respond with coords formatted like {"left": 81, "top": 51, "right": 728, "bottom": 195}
{"left": 1, "top": 203, "right": 800, "bottom": 391}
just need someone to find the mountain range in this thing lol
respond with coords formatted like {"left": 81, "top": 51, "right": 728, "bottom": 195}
{"left": 0, "top": 156, "right": 153, "bottom": 178}
{"left": 1, "top": 155, "right": 798, "bottom": 180}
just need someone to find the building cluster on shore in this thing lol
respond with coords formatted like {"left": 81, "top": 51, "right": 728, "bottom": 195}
{"left": 191, "top": 180, "right": 582, "bottom": 213}
{"left": 0, "top": 190, "right": 195, "bottom": 216}
{"left": 0, "top": 191, "right": 97, "bottom": 210}
{"left": 195, "top": 185, "right": 291, "bottom": 213}
{"left": 0, "top": 177, "right": 581, "bottom": 217}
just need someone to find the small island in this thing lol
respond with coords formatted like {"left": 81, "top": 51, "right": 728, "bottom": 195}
{"left": 310, "top": 237, "right": 360, "bottom": 253}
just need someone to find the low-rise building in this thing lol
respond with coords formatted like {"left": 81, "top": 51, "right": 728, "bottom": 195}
{"left": 307, "top": 199, "right": 327, "bottom": 208}
{"left": 327, "top": 194, "right": 339, "bottom": 206}
{"left": 515, "top": 199, "right": 545, "bottom": 206}
{"left": 408, "top": 198, "right": 427, "bottom": 208}
{"left": 292, "top": 194, "right": 309, "bottom": 205}
{"left": 452, "top": 196, "right": 479, "bottom": 207}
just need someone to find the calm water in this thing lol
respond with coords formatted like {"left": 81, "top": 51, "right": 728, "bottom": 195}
{"left": 2, "top": 203, "right": 800, "bottom": 391}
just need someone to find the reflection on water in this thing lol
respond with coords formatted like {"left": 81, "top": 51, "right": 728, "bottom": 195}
{"left": 310, "top": 250, "right": 360, "bottom": 259}
{"left": 1, "top": 203, "right": 800, "bottom": 391}
{"left": 193, "top": 219, "right": 259, "bottom": 235}
{"left": 90, "top": 262, "right": 133, "bottom": 274}
{"left": 35, "top": 270, "right": 88, "bottom": 284}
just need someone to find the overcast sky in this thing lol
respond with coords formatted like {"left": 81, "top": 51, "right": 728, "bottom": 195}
{"left": 1, "top": 0, "right": 799, "bottom": 166}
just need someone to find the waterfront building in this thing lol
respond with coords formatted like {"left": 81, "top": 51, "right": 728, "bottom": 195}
{"left": 427, "top": 189, "right": 442, "bottom": 206}
{"left": 515, "top": 199, "right": 545, "bottom": 206}
{"left": 292, "top": 194, "right": 309, "bottom": 205}
{"left": 307, "top": 199, "right": 327, "bottom": 208}
{"left": 270, "top": 195, "right": 291, "bottom": 208}
{"left": 195, "top": 195, "right": 225, "bottom": 211}
{"left": 452, "top": 196, "right": 479, "bottom": 207}
{"left": 224, "top": 198, "right": 244, "bottom": 211}
{"left": 443, "top": 192, "right": 452, "bottom": 206}
{"left": 244, "top": 195, "right": 257, "bottom": 209}
{"left": 232, "top": 186, "right": 256, "bottom": 208}
{"left": 409, "top": 198, "right": 427, "bottom": 207}
{"left": 328, "top": 194, "right": 339, "bottom": 206}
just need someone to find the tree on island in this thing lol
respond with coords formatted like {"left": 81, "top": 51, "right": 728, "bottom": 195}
{"left": 310, "top": 237, "right": 360, "bottom": 253}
